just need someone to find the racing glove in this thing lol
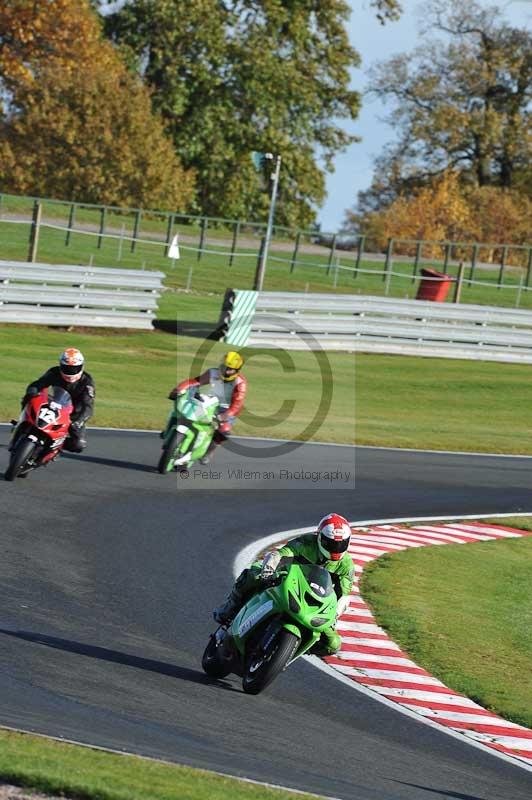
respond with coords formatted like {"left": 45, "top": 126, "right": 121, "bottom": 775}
{"left": 261, "top": 551, "right": 281, "bottom": 579}
{"left": 169, "top": 388, "right": 188, "bottom": 400}
{"left": 336, "top": 594, "right": 350, "bottom": 621}
{"left": 21, "top": 387, "right": 39, "bottom": 408}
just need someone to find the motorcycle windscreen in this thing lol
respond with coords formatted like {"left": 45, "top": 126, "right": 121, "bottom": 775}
{"left": 47, "top": 386, "right": 73, "bottom": 408}
{"left": 299, "top": 565, "right": 335, "bottom": 599}
{"left": 206, "top": 377, "right": 232, "bottom": 407}
{"left": 181, "top": 396, "right": 218, "bottom": 422}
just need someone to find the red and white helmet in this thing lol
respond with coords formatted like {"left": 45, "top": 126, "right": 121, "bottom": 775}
{"left": 317, "top": 513, "right": 352, "bottom": 561}
{"left": 60, "top": 348, "right": 84, "bottom": 383}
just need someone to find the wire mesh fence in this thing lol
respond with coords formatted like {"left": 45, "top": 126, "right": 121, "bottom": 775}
{"left": 0, "top": 193, "right": 531, "bottom": 307}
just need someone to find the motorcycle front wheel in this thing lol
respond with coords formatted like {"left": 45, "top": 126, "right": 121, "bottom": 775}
{"left": 5, "top": 438, "right": 36, "bottom": 481}
{"left": 201, "top": 634, "right": 232, "bottom": 679}
{"left": 157, "top": 431, "right": 184, "bottom": 474}
{"left": 242, "top": 629, "right": 300, "bottom": 695}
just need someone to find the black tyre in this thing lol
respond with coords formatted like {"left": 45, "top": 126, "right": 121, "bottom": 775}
{"left": 5, "top": 438, "right": 36, "bottom": 482}
{"left": 202, "top": 634, "right": 231, "bottom": 679}
{"left": 157, "top": 431, "right": 184, "bottom": 474}
{"left": 242, "top": 629, "right": 300, "bottom": 695}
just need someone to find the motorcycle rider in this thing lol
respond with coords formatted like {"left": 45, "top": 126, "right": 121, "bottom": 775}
{"left": 19, "top": 348, "right": 95, "bottom": 453}
{"left": 168, "top": 351, "right": 247, "bottom": 464}
{"left": 213, "top": 513, "right": 355, "bottom": 656}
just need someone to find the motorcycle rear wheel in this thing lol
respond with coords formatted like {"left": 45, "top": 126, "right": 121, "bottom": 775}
{"left": 5, "top": 438, "right": 36, "bottom": 482}
{"left": 201, "top": 634, "right": 232, "bottom": 679}
{"left": 243, "top": 629, "right": 300, "bottom": 695}
{"left": 157, "top": 431, "right": 184, "bottom": 474}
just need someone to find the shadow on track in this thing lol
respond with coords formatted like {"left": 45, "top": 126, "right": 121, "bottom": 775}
{"left": 61, "top": 453, "right": 157, "bottom": 474}
{"left": 153, "top": 319, "right": 222, "bottom": 339}
{"left": 396, "top": 783, "right": 490, "bottom": 800}
{"left": 0, "top": 628, "right": 235, "bottom": 690}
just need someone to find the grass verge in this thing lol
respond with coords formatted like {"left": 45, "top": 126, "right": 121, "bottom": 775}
{"left": 0, "top": 728, "right": 319, "bottom": 800}
{"left": 0, "top": 322, "right": 355, "bottom": 444}
{"left": 360, "top": 519, "right": 532, "bottom": 728}
{"left": 3, "top": 317, "right": 532, "bottom": 451}
{"left": 355, "top": 352, "right": 532, "bottom": 453}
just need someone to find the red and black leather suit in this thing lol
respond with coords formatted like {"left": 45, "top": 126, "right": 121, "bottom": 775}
{"left": 171, "top": 368, "right": 247, "bottom": 443}
{"left": 24, "top": 367, "right": 95, "bottom": 452}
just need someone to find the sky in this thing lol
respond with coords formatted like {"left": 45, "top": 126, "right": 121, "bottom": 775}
{"left": 317, "top": 0, "right": 532, "bottom": 233}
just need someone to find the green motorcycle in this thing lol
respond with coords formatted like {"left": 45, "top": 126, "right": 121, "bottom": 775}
{"left": 158, "top": 391, "right": 220, "bottom": 474}
{"left": 202, "top": 563, "right": 338, "bottom": 694}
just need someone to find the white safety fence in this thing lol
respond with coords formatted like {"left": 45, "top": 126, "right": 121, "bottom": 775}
{"left": 0, "top": 260, "right": 165, "bottom": 329}
{"left": 220, "top": 290, "right": 532, "bottom": 363}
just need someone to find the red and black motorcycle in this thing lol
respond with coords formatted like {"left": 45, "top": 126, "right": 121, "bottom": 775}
{"left": 5, "top": 386, "right": 74, "bottom": 481}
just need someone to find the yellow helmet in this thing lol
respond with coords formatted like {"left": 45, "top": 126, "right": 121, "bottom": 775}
{"left": 221, "top": 351, "right": 244, "bottom": 381}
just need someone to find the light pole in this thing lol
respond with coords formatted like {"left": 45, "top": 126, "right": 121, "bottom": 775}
{"left": 253, "top": 153, "right": 281, "bottom": 292}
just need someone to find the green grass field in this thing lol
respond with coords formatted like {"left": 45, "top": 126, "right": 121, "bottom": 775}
{"left": 2, "top": 317, "right": 532, "bottom": 451}
{"left": 360, "top": 518, "right": 532, "bottom": 729}
{"left": 355, "top": 351, "right": 532, "bottom": 453}
{"left": 0, "top": 729, "right": 319, "bottom": 800}
{"left": 2, "top": 312, "right": 532, "bottom": 451}
{"left": 0, "top": 321, "right": 356, "bottom": 444}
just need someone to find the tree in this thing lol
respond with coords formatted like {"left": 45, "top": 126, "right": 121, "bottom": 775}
{"left": 0, "top": 60, "right": 195, "bottom": 209}
{"left": 0, "top": 0, "right": 116, "bottom": 95}
{"left": 0, "top": 0, "right": 194, "bottom": 208}
{"left": 370, "top": 0, "right": 402, "bottom": 24}
{"left": 103, "top": 0, "right": 361, "bottom": 227}
{"left": 363, "top": 171, "right": 473, "bottom": 255}
{"left": 352, "top": 171, "right": 532, "bottom": 265}
{"left": 465, "top": 185, "right": 532, "bottom": 260}
{"left": 345, "top": 0, "right": 531, "bottom": 224}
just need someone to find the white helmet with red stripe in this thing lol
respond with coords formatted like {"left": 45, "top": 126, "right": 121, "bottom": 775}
{"left": 60, "top": 348, "right": 84, "bottom": 383}
{"left": 317, "top": 513, "right": 351, "bottom": 561}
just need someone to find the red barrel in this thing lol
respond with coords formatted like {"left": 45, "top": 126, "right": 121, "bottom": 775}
{"left": 416, "top": 268, "right": 454, "bottom": 302}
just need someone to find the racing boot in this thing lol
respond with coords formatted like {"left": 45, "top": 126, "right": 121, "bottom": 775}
{"left": 63, "top": 435, "right": 86, "bottom": 454}
{"left": 199, "top": 439, "right": 218, "bottom": 465}
{"left": 309, "top": 629, "right": 342, "bottom": 656}
{"left": 213, "top": 587, "right": 244, "bottom": 626}
{"left": 213, "top": 568, "right": 259, "bottom": 625}
{"left": 64, "top": 423, "right": 87, "bottom": 454}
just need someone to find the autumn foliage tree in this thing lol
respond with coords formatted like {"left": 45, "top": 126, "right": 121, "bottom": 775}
{"left": 345, "top": 0, "right": 531, "bottom": 233}
{"left": 362, "top": 172, "right": 472, "bottom": 256}
{"left": 0, "top": 0, "right": 194, "bottom": 209}
{"left": 0, "top": 0, "right": 117, "bottom": 99}
{"left": 0, "top": 62, "right": 195, "bottom": 209}
{"left": 359, "top": 171, "right": 532, "bottom": 264}
{"left": 367, "top": 0, "right": 531, "bottom": 193}
{"left": 466, "top": 186, "right": 532, "bottom": 260}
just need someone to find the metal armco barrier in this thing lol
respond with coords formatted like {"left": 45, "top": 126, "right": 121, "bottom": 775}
{"left": 0, "top": 260, "right": 164, "bottom": 330}
{"left": 220, "top": 290, "right": 532, "bottom": 364}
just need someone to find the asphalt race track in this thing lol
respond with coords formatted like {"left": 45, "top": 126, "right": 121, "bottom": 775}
{"left": 1, "top": 426, "right": 532, "bottom": 800}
